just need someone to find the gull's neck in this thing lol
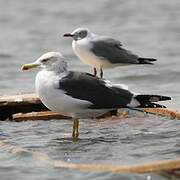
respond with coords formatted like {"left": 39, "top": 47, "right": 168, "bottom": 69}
{"left": 45, "top": 60, "right": 68, "bottom": 75}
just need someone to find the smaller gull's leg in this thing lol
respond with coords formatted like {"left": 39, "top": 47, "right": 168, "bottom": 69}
{"left": 72, "top": 119, "right": 79, "bottom": 139}
{"left": 100, "top": 68, "right": 103, "bottom": 78}
{"left": 75, "top": 119, "right": 79, "bottom": 138}
{"left": 93, "top": 67, "right": 97, "bottom": 76}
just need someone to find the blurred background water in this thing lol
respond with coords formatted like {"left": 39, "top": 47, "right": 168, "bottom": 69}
{"left": 0, "top": 0, "right": 180, "bottom": 179}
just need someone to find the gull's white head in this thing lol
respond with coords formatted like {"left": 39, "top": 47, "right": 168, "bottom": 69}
{"left": 22, "top": 52, "right": 67, "bottom": 73}
{"left": 63, "top": 27, "right": 90, "bottom": 41}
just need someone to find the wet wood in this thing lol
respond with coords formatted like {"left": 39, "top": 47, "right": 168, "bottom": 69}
{"left": 117, "top": 108, "right": 180, "bottom": 120}
{"left": 0, "top": 93, "right": 47, "bottom": 120}
{"left": 11, "top": 108, "right": 180, "bottom": 121}
{"left": 64, "top": 159, "right": 180, "bottom": 174}
{"left": 13, "top": 111, "right": 70, "bottom": 121}
{"left": 143, "top": 108, "right": 180, "bottom": 119}
{"left": 12, "top": 111, "right": 116, "bottom": 121}
{"left": 0, "top": 93, "right": 39, "bottom": 106}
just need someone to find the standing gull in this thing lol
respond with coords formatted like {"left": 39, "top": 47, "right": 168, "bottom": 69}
{"left": 63, "top": 28, "right": 156, "bottom": 78}
{"left": 22, "top": 52, "right": 170, "bottom": 138}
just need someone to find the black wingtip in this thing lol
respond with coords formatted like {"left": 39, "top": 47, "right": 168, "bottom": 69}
{"left": 149, "top": 103, "right": 167, "bottom": 108}
{"left": 161, "top": 96, "right": 172, "bottom": 101}
{"left": 138, "top": 58, "right": 157, "bottom": 65}
{"left": 136, "top": 95, "right": 172, "bottom": 103}
{"left": 153, "top": 95, "right": 172, "bottom": 101}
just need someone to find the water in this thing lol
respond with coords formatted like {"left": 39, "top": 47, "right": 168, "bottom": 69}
{"left": 0, "top": 0, "right": 180, "bottom": 179}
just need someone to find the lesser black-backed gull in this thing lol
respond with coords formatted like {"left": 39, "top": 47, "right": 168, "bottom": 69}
{"left": 22, "top": 52, "right": 170, "bottom": 138}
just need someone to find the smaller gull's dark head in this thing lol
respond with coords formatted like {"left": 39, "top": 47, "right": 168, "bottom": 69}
{"left": 63, "top": 28, "right": 89, "bottom": 41}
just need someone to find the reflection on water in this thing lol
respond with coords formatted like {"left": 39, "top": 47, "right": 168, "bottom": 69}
{"left": 0, "top": 0, "right": 180, "bottom": 179}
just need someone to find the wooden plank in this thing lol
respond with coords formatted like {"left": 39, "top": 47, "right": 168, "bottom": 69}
{"left": 0, "top": 93, "right": 47, "bottom": 120}
{"left": 13, "top": 111, "right": 70, "bottom": 121}
{"left": 12, "top": 111, "right": 115, "bottom": 121}
{"left": 12, "top": 108, "right": 180, "bottom": 121}
{"left": 143, "top": 108, "right": 180, "bottom": 119}
{"left": 117, "top": 108, "right": 180, "bottom": 120}
{"left": 62, "top": 159, "right": 180, "bottom": 174}
{"left": 0, "top": 93, "right": 40, "bottom": 106}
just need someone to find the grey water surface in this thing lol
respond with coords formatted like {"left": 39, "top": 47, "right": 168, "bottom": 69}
{"left": 0, "top": 0, "right": 180, "bottom": 179}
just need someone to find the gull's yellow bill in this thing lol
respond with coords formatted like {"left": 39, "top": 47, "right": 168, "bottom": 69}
{"left": 21, "top": 63, "right": 39, "bottom": 71}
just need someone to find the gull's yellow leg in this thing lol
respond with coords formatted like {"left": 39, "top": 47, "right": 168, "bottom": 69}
{"left": 72, "top": 119, "right": 79, "bottom": 138}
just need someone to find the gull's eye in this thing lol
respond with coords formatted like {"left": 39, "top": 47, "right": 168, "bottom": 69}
{"left": 79, "top": 31, "right": 85, "bottom": 35}
{"left": 77, "top": 30, "right": 87, "bottom": 39}
{"left": 41, "top": 58, "right": 49, "bottom": 63}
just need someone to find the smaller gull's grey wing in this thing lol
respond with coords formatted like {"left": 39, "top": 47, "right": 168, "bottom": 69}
{"left": 58, "top": 71, "right": 133, "bottom": 109}
{"left": 90, "top": 37, "right": 139, "bottom": 64}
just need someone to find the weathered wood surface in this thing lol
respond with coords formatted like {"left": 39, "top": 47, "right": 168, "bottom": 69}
{"left": 0, "top": 93, "right": 47, "bottom": 120}
{"left": 0, "top": 93, "right": 39, "bottom": 106}
{"left": 143, "top": 108, "right": 180, "bottom": 119}
{"left": 12, "top": 107, "right": 180, "bottom": 121}
{"left": 59, "top": 159, "right": 180, "bottom": 174}
{"left": 13, "top": 111, "right": 70, "bottom": 121}
{"left": 0, "top": 93, "right": 180, "bottom": 121}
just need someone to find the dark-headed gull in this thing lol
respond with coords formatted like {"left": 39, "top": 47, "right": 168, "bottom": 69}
{"left": 64, "top": 28, "right": 156, "bottom": 78}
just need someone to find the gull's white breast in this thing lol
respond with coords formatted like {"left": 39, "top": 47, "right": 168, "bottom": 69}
{"left": 72, "top": 38, "right": 114, "bottom": 69}
{"left": 35, "top": 70, "right": 93, "bottom": 118}
{"left": 35, "top": 70, "right": 107, "bottom": 118}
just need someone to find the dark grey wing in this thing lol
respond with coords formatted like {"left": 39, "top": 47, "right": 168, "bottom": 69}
{"left": 90, "top": 37, "right": 139, "bottom": 64}
{"left": 58, "top": 71, "right": 133, "bottom": 109}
